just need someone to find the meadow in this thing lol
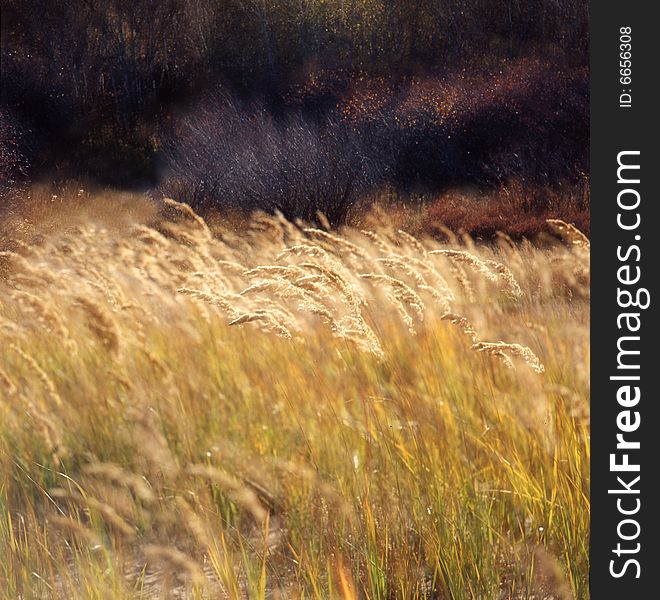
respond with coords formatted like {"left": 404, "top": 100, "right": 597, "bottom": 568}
{"left": 0, "top": 193, "right": 589, "bottom": 599}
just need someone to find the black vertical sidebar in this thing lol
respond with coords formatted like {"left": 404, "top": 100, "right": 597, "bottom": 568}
{"left": 591, "top": 1, "right": 658, "bottom": 597}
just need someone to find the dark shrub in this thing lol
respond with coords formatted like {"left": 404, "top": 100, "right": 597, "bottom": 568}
{"left": 160, "top": 94, "right": 384, "bottom": 224}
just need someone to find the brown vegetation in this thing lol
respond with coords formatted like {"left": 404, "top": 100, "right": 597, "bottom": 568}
{"left": 2, "top": 1, "right": 588, "bottom": 225}
{"left": 0, "top": 195, "right": 589, "bottom": 598}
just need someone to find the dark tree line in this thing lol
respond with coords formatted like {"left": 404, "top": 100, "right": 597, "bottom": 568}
{"left": 161, "top": 61, "right": 587, "bottom": 224}
{"left": 1, "top": 0, "right": 588, "bottom": 217}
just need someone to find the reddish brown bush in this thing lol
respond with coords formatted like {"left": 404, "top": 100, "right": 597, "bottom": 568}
{"left": 423, "top": 181, "right": 589, "bottom": 240}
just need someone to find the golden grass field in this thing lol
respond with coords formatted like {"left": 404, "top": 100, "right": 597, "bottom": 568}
{"left": 0, "top": 193, "right": 589, "bottom": 599}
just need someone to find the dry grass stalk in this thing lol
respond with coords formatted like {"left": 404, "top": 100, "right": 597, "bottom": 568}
{"left": 49, "top": 488, "right": 136, "bottom": 538}
{"left": 472, "top": 341, "right": 545, "bottom": 373}
{"left": 162, "top": 198, "right": 211, "bottom": 237}
{"left": 304, "top": 228, "right": 368, "bottom": 259}
{"left": 376, "top": 256, "right": 453, "bottom": 311}
{"left": 10, "top": 289, "right": 74, "bottom": 342}
{"left": 300, "top": 263, "right": 363, "bottom": 313}
{"left": 83, "top": 463, "right": 156, "bottom": 505}
{"left": 0, "top": 366, "right": 17, "bottom": 396}
{"left": 429, "top": 249, "right": 500, "bottom": 284}
{"left": 546, "top": 219, "right": 589, "bottom": 250}
{"left": 446, "top": 260, "right": 475, "bottom": 301}
{"left": 484, "top": 260, "right": 523, "bottom": 297}
{"left": 360, "top": 230, "right": 393, "bottom": 254}
{"left": 11, "top": 344, "right": 63, "bottom": 407}
{"left": 359, "top": 273, "right": 425, "bottom": 324}
{"left": 406, "top": 256, "right": 455, "bottom": 301}
{"left": 441, "top": 313, "right": 480, "bottom": 344}
{"left": 144, "top": 544, "right": 205, "bottom": 584}
{"left": 48, "top": 515, "right": 102, "bottom": 546}
{"left": 243, "top": 265, "right": 303, "bottom": 280}
{"left": 187, "top": 464, "right": 268, "bottom": 524}
{"left": 276, "top": 244, "right": 329, "bottom": 261}
{"left": 177, "top": 288, "right": 241, "bottom": 320}
{"left": 0, "top": 250, "right": 57, "bottom": 284}
{"left": 19, "top": 393, "right": 66, "bottom": 463}
{"left": 74, "top": 296, "right": 121, "bottom": 353}
{"left": 130, "top": 407, "right": 179, "bottom": 481}
{"left": 229, "top": 311, "right": 293, "bottom": 339}
{"left": 397, "top": 230, "right": 428, "bottom": 256}
{"left": 315, "top": 212, "right": 332, "bottom": 231}
{"left": 532, "top": 546, "right": 574, "bottom": 600}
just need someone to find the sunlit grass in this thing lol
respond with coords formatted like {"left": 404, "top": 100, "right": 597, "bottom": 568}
{"left": 0, "top": 199, "right": 589, "bottom": 599}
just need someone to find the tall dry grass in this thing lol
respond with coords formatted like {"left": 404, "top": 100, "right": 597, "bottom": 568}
{"left": 0, "top": 195, "right": 589, "bottom": 599}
